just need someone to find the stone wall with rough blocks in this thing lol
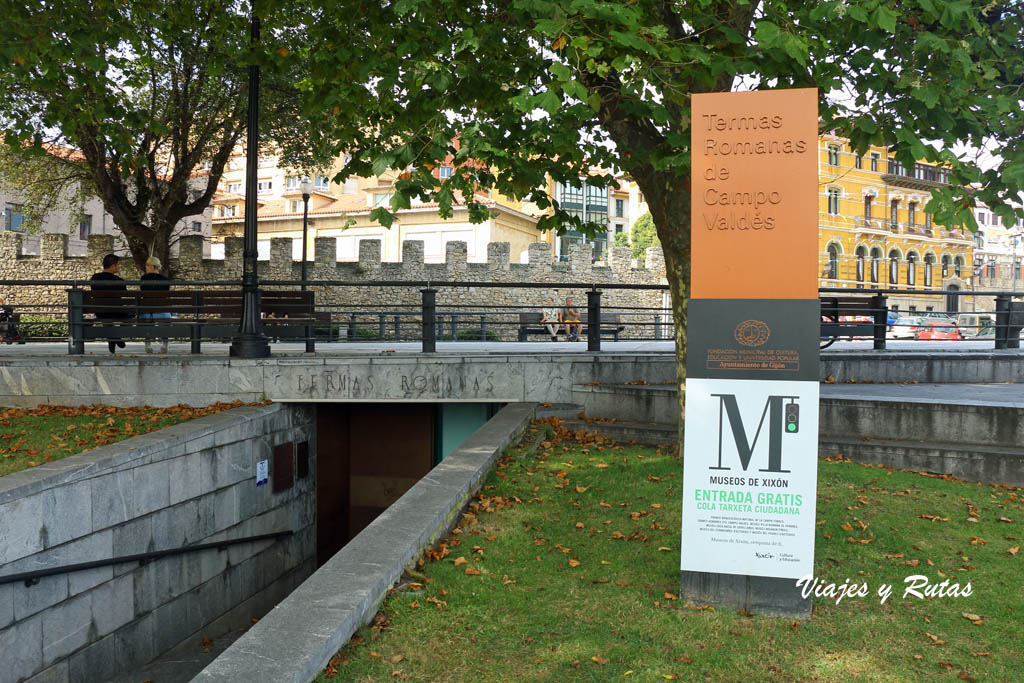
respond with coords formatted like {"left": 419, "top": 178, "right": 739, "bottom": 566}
{"left": 0, "top": 403, "right": 316, "bottom": 683}
{"left": 0, "top": 234, "right": 669, "bottom": 340}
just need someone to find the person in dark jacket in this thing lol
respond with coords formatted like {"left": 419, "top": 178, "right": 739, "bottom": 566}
{"left": 89, "top": 253, "right": 128, "bottom": 353}
{"left": 140, "top": 256, "right": 171, "bottom": 353}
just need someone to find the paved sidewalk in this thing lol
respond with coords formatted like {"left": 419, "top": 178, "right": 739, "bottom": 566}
{"left": 821, "top": 381, "right": 1024, "bottom": 408}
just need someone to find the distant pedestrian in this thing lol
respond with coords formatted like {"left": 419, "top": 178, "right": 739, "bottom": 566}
{"left": 140, "top": 256, "right": 171, "bottom": 354}
{"left": 89, "top": 253, "right": 128, "bottom": 353}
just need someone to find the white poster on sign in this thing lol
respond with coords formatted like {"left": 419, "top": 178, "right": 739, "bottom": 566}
{"left": 256, "top": 459, "right": 269, "bottom": 487}
{"left": 681, "top": 377, "right": 819, "bottom": 579}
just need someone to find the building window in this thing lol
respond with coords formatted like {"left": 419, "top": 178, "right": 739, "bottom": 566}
{"left": 614, "top": 199, "right": 624, "bottom": 218}
{"left": 1015, "top": 259, "right": 1021, "bottom": 281}
{"left": 855, "top": 155, "right": 862, "bottom": 169}
{"left": 373, "top": 192, "right": 393, "bottom": 207}
{"left": 941, "top": 254, "right": 949, "bottom": 277}
{"left": 257, "top": 180, "right": 273, "bottom": 194}
{"left": 79, "top": 214, "right": 92, "bottom": 240}
{"left": 924, "top": 254, "right": 934, "bottom": 287}
{"left": 289, "top": 199, "right": 302, "bottom": 213}
{"left": 439, "top": 166, "right": 453, "bottom": 179}
{"left": 974, "top": 232, "right": 984, "bottom": 249}
{"left": 907, "top": 252, "right": 916, "bottom": 286}
{"left": 555, "top": 180, "right": 609, "bottom": 261}
{"left": 827, "top": 188, "right": 840, "bottom": 215}
{"left": 258, "top": 156, "right": 275, "bottom": 167}
{"left": 614, "top": 223, "right": 624, "bottom": 233}
{"left": 226, "top": 182, "right": 241, "bottom": 194}
{"left": 314, "top": 176, "right": 330, "bottom": 191}
{"left": 285, "top": 176, "right": 298, "bottom": 190}
{"left": 925, "top": 212, "right": 932, "bottom": 230}
{"left": 907, "top": 202, "right": 916, "bottom": 227}
{"left": 864, "top": 195, "right": 873, "bottom": 220}
{"left": 219, "top": 205, "right": 236, "bottom": 218}
{"left": 954, "top": 256, "right": 962, "bottom": 278}
{"left": 870, "top": 247, "right": 882, "bottom": 284}
{"left": 191, "top": 221, "right": 202, "bottom": 233}
{"left": 827, "top": 244, "right": 838, "bottom": 279}
{"left": 889, "top": 250, "right": 900, "bottom": 284}
{"left": 855, "top": 246, "right": 866, "bottom": 285}
{"left": 986, "top": 259, "right": 996, "bottom": 279}
{"left": 4, "top": 203, "right": 24, "bottom": 232}
{"left": 870, "top": 153, "right": 879, "bottom": 172}
{"left": 890, "top": 199, "right": 899, "bottom": 231}
{"left": 828, "top": 145, "right": 840, "bottom": 166}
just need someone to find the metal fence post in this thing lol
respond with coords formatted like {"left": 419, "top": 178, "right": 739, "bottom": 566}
{"left": 68, "top": 289, "right": 84, "bottom": 355}
{"left": 421, "top": 288, "right": 437, "bottom": 352}
{"left": 587, "top": 289, "right": 602, "bottom": 352}
{"left": 995, "top": 294, "right": 1010, "bottom": 350}
{"left": 870, "top": 293, "right": 887, "bottom": 350}
{"left": 654, "top": 314, "right": 661, "bottom": 340}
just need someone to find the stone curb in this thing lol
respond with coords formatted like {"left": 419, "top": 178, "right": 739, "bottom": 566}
{"left": 192, "top": 402, "right": 536, "bottom": 683}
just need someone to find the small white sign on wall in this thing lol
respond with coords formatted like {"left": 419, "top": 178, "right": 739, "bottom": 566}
{"left": 256, "top": 459, "right": 269, "bottom": 487}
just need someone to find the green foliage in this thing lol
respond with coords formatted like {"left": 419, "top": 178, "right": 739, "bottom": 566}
{"left": 297, "top": 0, "right": 1024, "bottom": 247}
{"left": 454, "top": 328, "right": 501, "bottom": 341}
{"left": 613, "top": 232, "right": 628, "bottom": 248}
{"left": 630, "top": 212, "right": 660, "bottom": 260}
{"left": 17, "top": 316, "right": 68, "bottom": 339}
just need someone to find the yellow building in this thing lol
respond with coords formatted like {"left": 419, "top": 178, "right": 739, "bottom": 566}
{"left": 211, "top": 153, "right": 544, "bottom": 264}
{"left": 817, "top": 134, "right": 973, "bottom": 314}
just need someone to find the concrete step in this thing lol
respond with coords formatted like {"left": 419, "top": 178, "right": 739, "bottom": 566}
{"left": 535, "top": 403, "right": 584, "bottom": 420}
{"left": 571, "top": 383, "right": 679, "bottom": 426}
{"left": 560, "top": 418, "right": 677, "bottom": 446}
{"left": 819, "top": 436, "right": 1024, "bottom": 487}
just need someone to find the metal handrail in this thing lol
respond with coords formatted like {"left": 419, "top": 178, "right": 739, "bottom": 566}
{"left": 0, "top": 530, "right": 293, "bottom": 588}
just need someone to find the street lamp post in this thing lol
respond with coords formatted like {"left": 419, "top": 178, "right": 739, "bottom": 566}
{"left": 300, "top": 177, "right": 312, "bottom": 290}
{"left": 229, "top": 9, "right": 270, "bottom": 358}
{"left": 300, "top": 177, "right": 314, "bottom": 353}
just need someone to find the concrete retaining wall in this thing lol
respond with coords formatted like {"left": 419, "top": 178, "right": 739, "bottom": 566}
{"left": 820, "top": 351, "right": 1024, "bottom": 383}
{"left": 0, "top": 353, "right": 676, "bottom": 409}
{"left": 194, "top": 402, "right": 535, "bottom": 683}
{"left": 0, "top": 403, "right": 316, "bottom": 683}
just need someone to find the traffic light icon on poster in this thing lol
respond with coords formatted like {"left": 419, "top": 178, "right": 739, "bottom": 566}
{"left": 784, "top": 402, "right": 799, "bottom": 434}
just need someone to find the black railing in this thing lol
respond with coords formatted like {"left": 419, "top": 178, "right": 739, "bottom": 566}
{"left": 0, "top": 279, "right": 1021, "bottom": 354}
{"left": 0, "top": 531, "right": 293, "bottom": 587}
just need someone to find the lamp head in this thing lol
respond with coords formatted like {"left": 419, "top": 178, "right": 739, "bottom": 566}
{"left": 300, "top": 177, "right": 313, "bottom": 196}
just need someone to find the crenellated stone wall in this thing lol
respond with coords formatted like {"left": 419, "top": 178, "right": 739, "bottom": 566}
{"left": 0, "top": 233, "right": 670, "bottom": 339}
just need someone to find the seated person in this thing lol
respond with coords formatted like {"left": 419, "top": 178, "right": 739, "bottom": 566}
{"left": 564, "top": 297, "right": 582, "bottom": 341}
{"left": 540, "top": 297, "right": 562, "bottom": 341}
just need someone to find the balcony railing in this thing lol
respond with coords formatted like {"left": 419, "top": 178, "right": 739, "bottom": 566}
{"left": 883, "top": 161, "right": 952, "bottom": 189}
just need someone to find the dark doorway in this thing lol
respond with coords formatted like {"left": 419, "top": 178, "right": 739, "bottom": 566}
{"left": 946, "top": 285, "right": 960, "bottom": 314}
{"left": 315, "top": 403, "right": 435, "bottom": 565}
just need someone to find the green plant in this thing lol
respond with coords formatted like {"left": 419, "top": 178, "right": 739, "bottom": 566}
{"left": 613, "top": 232, "right": 629, "bottom": 248}
{"left": 454, "top": 328, "right": 501, "bottom": 341}
{"left": 630, "top": 212, "right": 660, "bottom": 260}
{"left": 17, "top": 315, "right": 68, "bottom": 339}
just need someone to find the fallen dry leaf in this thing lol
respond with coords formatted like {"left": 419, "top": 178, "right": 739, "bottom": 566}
{"left": 464, "top": 567, "right": 482, "bottom": 576}
{"left": 961, "top": 612, "right": 984, "bottom": 625}
{"left": 568, "top": 559, "right": 580, "bottom": 568}
{"left": 1007, "top": 546, "right": 1019, "bottom": 556}
{"left": 453, "top": 556, "right": 467, "bottom": 567}
{"left": 592, "top": 655, "right": 610, "bottom": 665}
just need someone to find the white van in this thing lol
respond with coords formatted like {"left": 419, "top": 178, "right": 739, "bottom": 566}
{"left": 956, "top": 313, "right": 994, "bottom": 338}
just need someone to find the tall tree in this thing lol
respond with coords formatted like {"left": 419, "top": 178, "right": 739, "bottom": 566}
{"left": 298, "top": 0, "right": 1024, "bottom": 433}
{"left": 0, "top": 0, "right": 311, "bottom": 272}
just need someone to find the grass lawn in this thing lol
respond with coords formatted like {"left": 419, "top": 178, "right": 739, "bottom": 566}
{"left": 0, "top": 401, "right": 268, "bottom": 477}
{"left": 320, "top": 418, "right": 1023, "bottom": 682}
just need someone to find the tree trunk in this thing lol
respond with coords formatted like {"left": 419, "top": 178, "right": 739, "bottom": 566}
{"left": 116, "top": 222, "right": 173, "bottom": 275}
{"left": 632, "top": 171, "right": 692, "bottom": 455}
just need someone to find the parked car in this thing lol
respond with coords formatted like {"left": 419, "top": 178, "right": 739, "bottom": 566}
{"left": 887, "top": 316, "right": 926, "bottom": 339}
{"left": 915, "top": 321, "right": 963, "bottom": 341}
{"left": 956, "top": 313, "right": 995, "bottom": 338}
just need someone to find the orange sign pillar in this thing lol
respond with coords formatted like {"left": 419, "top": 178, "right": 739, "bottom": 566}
{"left": 680, "top": 89, "right": 820, "bottom": 618}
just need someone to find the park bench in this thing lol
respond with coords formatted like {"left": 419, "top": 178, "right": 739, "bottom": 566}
{"left": 68, "top": 289, "right": 327, "bottom": 354}
{"left": 820, "top": 295, "right": 886, "bottom": 349}
{"left": 517, "top": 311, "right": 625, "bottom": 342}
